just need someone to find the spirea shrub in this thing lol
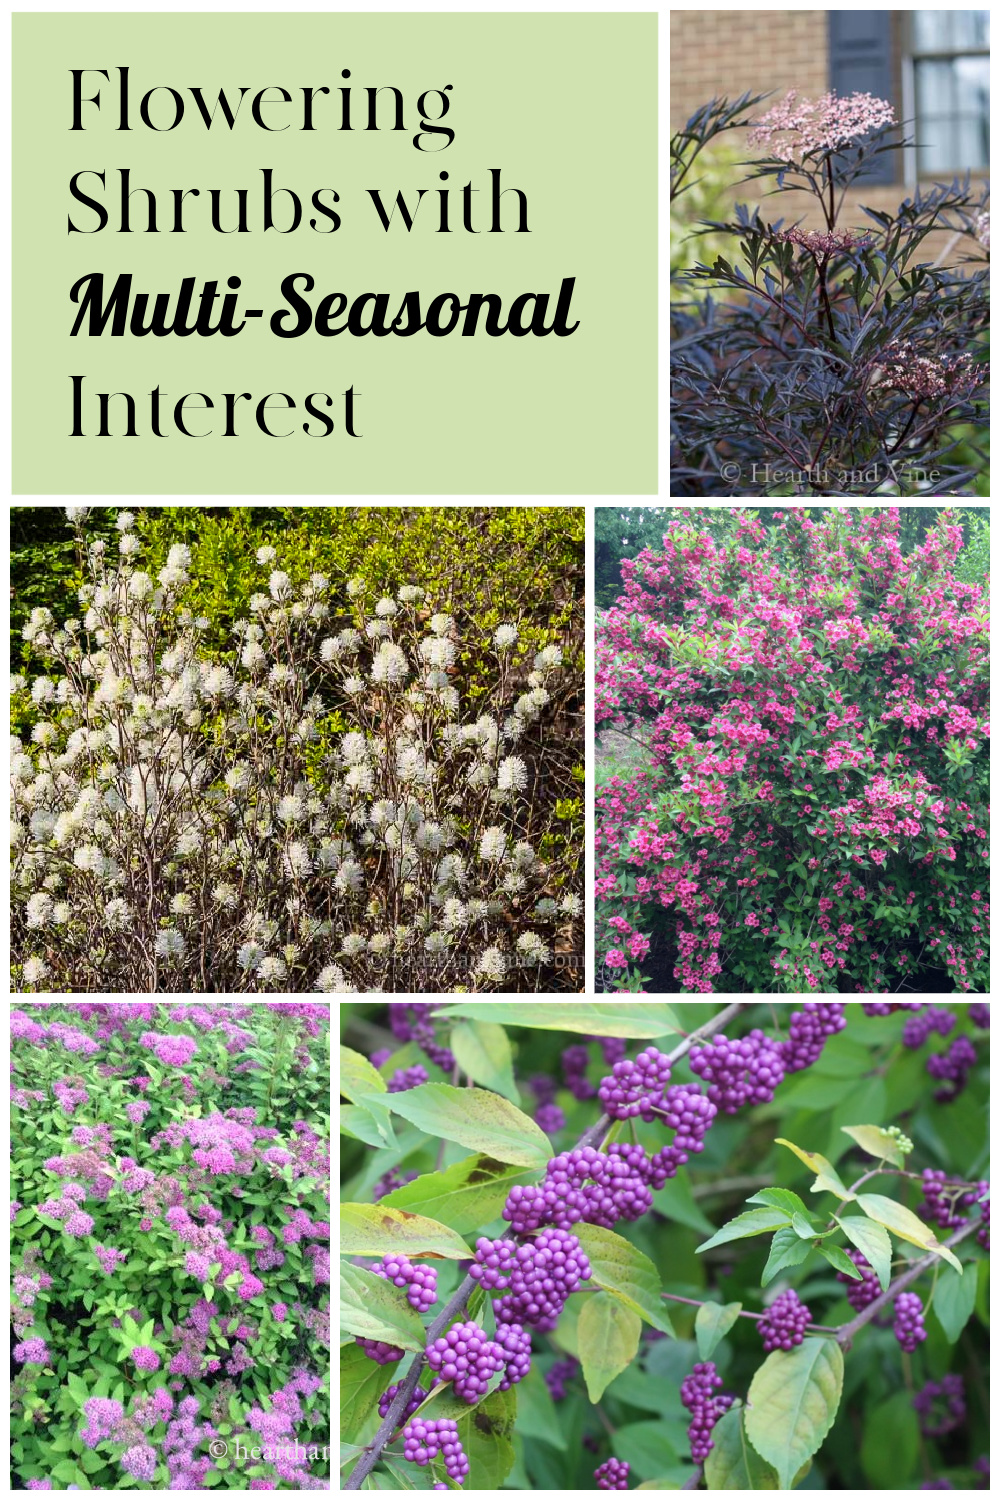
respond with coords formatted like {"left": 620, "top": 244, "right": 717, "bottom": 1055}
{"left": 341, "top": 1002, "right": 989, "bottom": 1491}
{"left": 671, "top": 93, "right": 989, "bottom": 495}
{"left": 10, "top": 509, "right": 582, "bottom": 993}
{"left": 10, "top": 1001, "right": 330, "bottom": 1490}
{"left": 595, "top": 508, "right": 989, "bottom": 992}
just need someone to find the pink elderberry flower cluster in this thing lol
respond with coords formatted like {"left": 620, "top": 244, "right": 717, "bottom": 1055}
{"left": 775, "top": 225, "right": 873, "bottom": 256}
{"left": 873, "top": 346, "right": 977, "bottom": 400}
{"left": 748, "top": 89, "right": 896, "bottom": 160}
{"left": 976, "top": 212, "right": 990, "bottom": 251}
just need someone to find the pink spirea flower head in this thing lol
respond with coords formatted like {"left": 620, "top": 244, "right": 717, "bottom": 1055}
{"left": 748, "top": 90, "right": 896, "bottom": 160}
{"left": 64, "top": 1210, "right": 95, "bottom": 1237}
{"left": 81, "top": 1397, "right": 124, "bottom": 1447}
{"left": 14, "top": 1337, "right": 50, "bottom": 1365}
{"left": 26, "top": 1481, "right": 53, "bottom": 1489}
{"left": 126, "top": 1101, "right": 151, "bottom": 1125}
{"left": 239, "top": 1273, "right": 265, "bottom": 1301}
{"left": 120, "top": 1445, "right": 157, "bottom": 1480}
{"left": 271, "top": 1302, "right": 288, "bottom": 1323}
{"left": 148, "top": 1033, "right": 197, "bottom": 1067}
{"left": 131, "top": 1345, "right": 161, "bottom": 1372}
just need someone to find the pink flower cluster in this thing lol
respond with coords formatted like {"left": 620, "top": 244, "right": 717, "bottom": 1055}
{"left": 775, "top": 226, "right": 872, "bottom": 256}
{"left": 748, "top": 90, "right": 896, "bottom": 160}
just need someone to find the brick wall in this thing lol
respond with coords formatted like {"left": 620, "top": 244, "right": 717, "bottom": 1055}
{"left": 670, "top": 10, "right": 987, "bottom": 265}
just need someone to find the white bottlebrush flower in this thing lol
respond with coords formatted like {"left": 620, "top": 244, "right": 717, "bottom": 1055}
{"left": 319, "top": 637, "right": 340, "bottom": 663}
{"left": 479, "top": 826, "right": 507, "bottom": 862}
{"left": 23, "top": 956, "right": 50, "bottom": 985}
{"left": 335, "top": 860, "right": 364, "bottom": 894}
{"left": 257, "top": 955, "right": 288, "bottom": 984}
{"left": 511, "top": 841, "right": 537, "bottom": 870}
{"left": 316, "top": 962, "right": 354, "bottom": 992}
{"left": 237, "top": 941, "right": 265, "bottom": 972}
{"left": 429, "top": 612, "right": 454, "bottom": 637}
{"left": 174, "top": 828, "right": 203, "bottom": 857}
{"left": 154, "top": 928, "right": 185, "bottom": 961}
{"left": 25, "top": 892, "right": 54, "bottom": 928}
{"left": 201, "top": 665, "right": 235, "bottom": 700}
{"left": 276, "top": 794, "right": 307, "bottom": 825}
{"left": 374, "top": 598, "right": 398, "bottom": 617}
{"left": 212, "top": 882, "right": 239, "bottom": 909}
{"left": 224, "top": 763, "right": 249, "bottom": 792}
{"left": 398, "top": 585, "right": 424, "bottom": 604}
{"left": 346, "top": 576, "right": 366, "bottom": 598}
{"left": 128, "top": 571, "right": 155, "bottom": 601}
{"left": 65, "top": 507, "right": 90, "bottom": 524}
{"left": 497, "top": 756, "right": 529, "bottom": 793}
{"left": 30, "top": 676, "right": 56, "bottom": 705}
{"left": 284, "top": 841, "right": 312, "bottom": 877}
{"left": 341, "top": 933, "right": 366, "bottom": 957}
{"left": 420, "top": 636, "right": 456, "bottom": 670}
{"left": 256, "top": 545, "right": 277, "bottom": 565}
{"left": 268, "top": 663, "right": 293, "bottom": 689}
{"left": 371, "top": 641, "right": 409, "bottom": 687}
{"left": 533, "top": 644, "right": 563, "bottom": 672}
{"left": 269, "top": 570, "right": 291, "bottom": 600}
{"left": 119, "top": 533, "right": 142, "bottom": 556}
{"left": 241, "top": 641, "right": 267, "bottom": 671}
{"left": 559, "top": 893, "right": 583, "bottom": 916}
{"left": 170, "top": 892, "right": 194, "bottom": 916}
{"left": 493, "top": 623, "right": 518, "bottom": 649}
{"left": 52, "top": 902, "right": 72, "bottom": 925}
{"left": 343, "top": 674, "right": 365, "bottom": 695}
{"left": 340, "top": 731, "right": 369, "bottom": 766}
{"left": 475, "top": 946, "right": 507, "bottom": 981}
{"left": 115, "top": 510, "right": 136, "bottom": 531}
{"left": 344, "top": 765, "right": 374, "bottom": 795}
{"left": 10, "top": 674, "right": 26, "bottom": 694}
{"left": 516, "top": 931, "right": 551, "bottom": 965}
{"left": 103, "top": 898, "right": 131, "bottom": 929}
{"left": 167, "top": 543, "right": 192, "bottom": 569}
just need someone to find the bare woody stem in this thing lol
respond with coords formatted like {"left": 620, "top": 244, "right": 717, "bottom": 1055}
{"left": 343, "top": 1001, "right": 749, "bottom": 1490}
{"left": 835, "top": 1217, "right": 981, "bottom": 1348}
{"left": 660, "top": 1291, "right": 839, "bottom": 1337}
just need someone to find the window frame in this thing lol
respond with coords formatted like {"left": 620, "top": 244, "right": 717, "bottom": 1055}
{"left": 902, "top": 9, "right": 990, "bottom": 186}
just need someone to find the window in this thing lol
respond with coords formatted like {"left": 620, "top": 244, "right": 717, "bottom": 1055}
{"left": 910, "top": 10, "right": 990, "bottom": 175}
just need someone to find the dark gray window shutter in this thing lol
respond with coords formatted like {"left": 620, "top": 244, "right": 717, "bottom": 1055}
{"left": 828, "top": 11, "right": 895, "bottom": 183}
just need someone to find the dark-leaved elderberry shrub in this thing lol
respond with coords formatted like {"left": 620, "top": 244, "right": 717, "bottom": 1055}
{"left": 671, "top": 92, "right": 988, "bottom": 495}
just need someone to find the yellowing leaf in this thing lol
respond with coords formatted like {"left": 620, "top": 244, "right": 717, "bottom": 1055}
{"left": 339, "top": 1202, "right": 471, "bottom": 1260}
{"left": 775, "top": 1139, "right": 854, "bottom": 1200}
{"left": 745, "top": 1339, "right": 844, "bottom": 1489}
{"left": 841, "top": 1125, "right": 905, "bottom": 1168}
{"left": 855, "top": 1194, "right": 963, "bottom": 1272}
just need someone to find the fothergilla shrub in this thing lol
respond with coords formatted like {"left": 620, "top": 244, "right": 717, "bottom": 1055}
{"left": 595, "top": 507, "right": 989, "bottom": 992}
{"left": 341, "top": 1002, "right": 989, "bottom": 1490}
{"left": 10, "top": 1001, "right": 330, "bottom": 1490}
{"left": 671, "top": 93, "right": 989, "bottom": 495}
{"left": 10, "top": 507, "right": 582, "bottom": 994}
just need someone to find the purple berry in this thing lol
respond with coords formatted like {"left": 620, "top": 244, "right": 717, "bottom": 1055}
{"left": 779, "top": 1003, "right": 846, "bottom": 1072}
{"left": 494, "top": 1321, "right": 531, "bottom": 1390}
{"left": 595, "top": 1456, "right": 631, "bottom": 1489}
{"left": 356, "top": 1336, "right": 403, "bottom": 1365}
{"left": 893, "top": 1292, "right": 927, "bottom": 1352}
{"left": 597, "top": 1036, "right": 627, "bottom": 1066}
{"left": 374, "top": 1168, "right": 418, "bottom": 1202}
{"left": 920, "top": 1169, "right": 980, "bottom": 1230}
{"left": 537, "top": 1102, "right": 566, "bottom": 1135}
{"left": 371, "top": 1253, "right": 438, "bottom": 1314}
{"left": 544, "top": 1356, "right": 579, "bottom": 1401}
{"left": 835, "top": 1248, "right": 882, "bottom": 1312}
{"left": 903, "top": 1007, "right": 956, "bottom": 1049}
{"left": 969, "top": 1004, "right": 989, "bottom": 1029}
{"left": 378, "top": 1382, "right": 429, "bottom": 1428}
{"left": 388, "top": 1064, "right": 430, "bottom": 1093}
{"left": 759, "top": 1288, "right": 811, "bottom": 1352}
{"left": 562, "top": 1044, "right": 597, "bottom": 1100}
{"left": 680, "top": 1362, "right": 733, "bottom": 1463}
{"left": 503, "top": 1147, "right": 654, "bottom": 1234}
{"left": 491, "top": 1228, "right": 592, "bottom": 1332}
{"left": 425, "top": 1321, "right": 506, "bottom": 1403}
{"left": 927, "top": 1035, "right": 977, "bottom": 1102}
{"left": 913, "top": 1375, "right": 966, "bottom": 1438}
{"left": 690, "top": 1030, "right": 786, "bottom": 1113}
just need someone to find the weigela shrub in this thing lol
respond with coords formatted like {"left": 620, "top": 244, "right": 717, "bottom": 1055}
{"left": 11, "top": 510, "right": 582, "bottom": 993}
{"left": 10, "top": 1001, "right": 330, "bottom": 1490}
{"left": 595, "top": 508, "right": 989, "bottom": 992}
{"left": 671, "top": 93, "right": 989, "bottom": 495}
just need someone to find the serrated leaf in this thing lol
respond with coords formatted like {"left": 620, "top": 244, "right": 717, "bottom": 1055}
{"left": 931, "top": 1264, "right": 977, "bottom": 1342}
{"left": 855, "top": 1193, "right": 962, "bottom": 1271}
{"left": 449, "top": 1021, "right": 520, "bottom": 1103}
{"left": 456, "top": 1387, "right": 517, "bottom": 1488}
{"left": 697, "top": 1208, "right": 792, "bottom": 1254}
{"left": 840, "top": 1124, "right": 905, "bottom": 1168}
{"left": 746, "top": 1188, "right": 811, "bottom": 1219}
{"left": 573, "top": 1223, "right": 674, "bottom": 1335}
{"left": 378, "top": 1084, "right": 550, "bottom": 1169}
{"left": 339, "top": 1264, "right": 427, "bottom": 1351}
{"left": 341, "top": 1102, "right": 395, "bottom": 1149}
{"left": 380, "top": 1154, "right": 539, "bottom": 1236}
{"left": 745, "top": 1339, "right": 844, "bottom": 1489}
{"left": 818, "top": 1242, "right": 865, "bottom": 1280}
{"left": 340, "top": 1203, "right": 472, "bottom": 1260}
{"left": 775, "top": 1140, "right": 854, "bottom": 1200}
{"left": 695, "top": 1301, "right": 742, "bottom": 1361}
{"left": 762, "top": 1226, "right": 812, "bottom": 1288}
{"left": 436, "top": 1002, "right": 680, "bottom": 1038}
{"left": 578, "top": 1291, "right": 642, "bottom": 1402}
{"left": 836, "top": 1216, "right": 892, "bottom": 1290}
{"left": 340, "top": 1045, "right": 387, "bottom": 1100}
{"left": 704, "top": 1406, "right": 781, "bottom": 1489}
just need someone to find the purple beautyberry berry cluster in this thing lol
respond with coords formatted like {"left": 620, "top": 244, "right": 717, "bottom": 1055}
{"left": 562, "top": 1043, "right": 597, "bottom": 1100}
{"left": 598, "top": 1047, "right": 672, "bottom": 1121}
{"left": 490, "top": 1228, "right": 592, "bottom": 1332}
{"left": 903, "top": 1007, "right": 955, "bottom": 1049}
{"left": 894, "top": 1292, "right": 928, "bottom": 1352}
{"left": 371, "top": 1253, "right": 438, "bottom": 1314}
{"left": 975, "top": 1183, "right": 989, "bottom": 1250}
{"left": 402, "top": 1417, "right": 470, "bottom": 1484}
{"left": 969, "top": 1003, "right": 989, "bottom": 1029}
{"left": 373, "top": 1168, "right": 418, "bottom": 1202}
{"left": 544, "top": 1356, "right": 579, "bottom": 1401}
{"left": 648, "top": 1084, "right": 718, "bottom": 1182}
{"left": 920, "top": 1169, "right": 979, "bottom": 1230}
{"left": 598, "top": 1035, "right": 627, "bottom": 1064}
{"left": 927, "top": 1035, "right": 977, "bottom": 1102}
{"left": 470, "top": 1237, "right": 518, "bottom": 1290}
{"left": 356, "top": 1336, "right": 403, "bottom": 1365}
{"left": 779, "top": 1003, "right": 846, "bottom": 1072}
{"left": 388, "top": 1064, "right": 430, "bottom": 1093}
{"left": 759, "top": 1288, "right": 811, "bottom": 1352}
{"left": 595, "top": 1456, "right": 631, "bottom": 1488}
{"left": 378, "top": 1382, "right": 430, "bottom": 1428}
{"left": 689, "top": 1031, "right": 786, "bottom": 1113}
{"left": 503, "top": 1147, "right": 653, "bottom": 1233}
{"left": 862, "top": 1002, "right": 922, "bottom": 1016}
{"left": 493, "top": 1321, "right": 532, "bottom": 1390}
{"left": 537, "top": 1102, "right": 566, "bottom": 1136}
{"left": 425, "top": 1321, "right": 505, "bottom": 1403}
{"left": 835, "top": 1248, "right": 882, "bottom": 1312}
{"left": 913, "top": 1374, "right": 966, "bottom": 1438}
{"left": 388, "top": 1003, "right": 455, "bottom": 1074}
{"left": 681, "top": 1362, "right": 733, "bottom": 1463}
